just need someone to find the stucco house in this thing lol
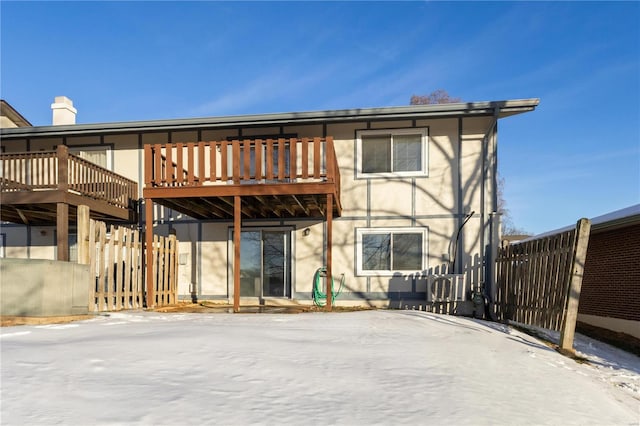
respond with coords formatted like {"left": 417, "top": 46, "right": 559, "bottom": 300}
{"left": 0, "top": 97, "right": 539, "bottom": 311}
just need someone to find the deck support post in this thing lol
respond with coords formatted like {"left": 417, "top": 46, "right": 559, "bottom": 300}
{"left": 56, "top": 144, "right": 69, "bottom": 262}
{"left": 145, "top": 198, "right": 155, "bottom": 308}
{"left": 326, "top": 193, "right": 333, "bottom": 311}
{"left": 233, "top": 195, "right": 241, "bottom": 313}
{"left": 56, "top": 202, "right": 69, "bottom": 261}
{"left": 77, "top": 205, "right": 90, "bottom": 265}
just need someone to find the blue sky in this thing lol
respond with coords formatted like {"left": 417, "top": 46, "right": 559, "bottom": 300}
{"left": 1, "top": 1, "right": 639, "bottom": 234}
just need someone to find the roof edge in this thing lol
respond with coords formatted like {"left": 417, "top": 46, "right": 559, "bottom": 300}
{"left": 0, "top": 100, "right": 33, "bottom": 127}
{"left": 0, "top": 98, "right": 539, "bottom": 138}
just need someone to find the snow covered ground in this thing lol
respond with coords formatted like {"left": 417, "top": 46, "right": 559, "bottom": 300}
{"left": 1, "top": 310, "right": 638, "bottom": 425}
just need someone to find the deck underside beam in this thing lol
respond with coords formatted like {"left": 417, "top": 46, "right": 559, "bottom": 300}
{"left": 0, "top": 190, "right": 135, "bottom": 224}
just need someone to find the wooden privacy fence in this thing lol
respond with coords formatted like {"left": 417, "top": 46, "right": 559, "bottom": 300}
{"left": 77, "top": 206, "right": 178, "bottom": 312}
{"left": 85, "top": 220, "right": 144, "bottom": 312}
{"left": 494, "top": 218, "right": 591, "bottom": 351}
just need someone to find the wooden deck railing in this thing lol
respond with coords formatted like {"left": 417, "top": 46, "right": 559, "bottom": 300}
{"left": 0, "top": 145, "right": 138, "bottom": 209}
{"left": 145, "top": 137, "right": 340, "bottom": 196}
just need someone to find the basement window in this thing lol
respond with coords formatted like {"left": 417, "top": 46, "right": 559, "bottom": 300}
{"left": 356, "top": 227, "right": 428, "bottom": 276}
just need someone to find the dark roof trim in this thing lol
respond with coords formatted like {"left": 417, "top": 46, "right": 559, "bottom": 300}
{"left": 0, "top": 98, "right": 539, "bottom": 139}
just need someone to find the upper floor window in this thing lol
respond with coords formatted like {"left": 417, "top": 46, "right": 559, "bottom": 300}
{"left": 356, "top": 128, "right": 428, "bottom": 178}
{"left": 226, "top": 142, "right": 291, "bottom": 182}
{"left": 69, "top": 145, "right": 112, "bottom": 170}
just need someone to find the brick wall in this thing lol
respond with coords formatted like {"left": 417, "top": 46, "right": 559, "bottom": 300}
{"left": 578, "top": 223, "right": 640, "bottom": 321}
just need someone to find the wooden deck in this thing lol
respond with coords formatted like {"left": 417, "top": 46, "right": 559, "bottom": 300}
{"left": 0, "top": 145, "right": 138, "bottom": 225}
{"left": 1, "top": 145, "right": 138, "bottom": 261}
{"left": 143, "top": 137, "right": 341, "bottom": 219}
{"left": 143, "top": 137, "right": 342, "bottom": 311}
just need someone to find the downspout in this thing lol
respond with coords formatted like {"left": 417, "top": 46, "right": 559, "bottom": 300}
{"left": 456, "top": 118, "right": 463, "bottom": 274}
{"left": 489, "top": 118, "right": 499, "bottom": 309}
{"left": 481, "top": 107, "right": 500, "bottom": 307}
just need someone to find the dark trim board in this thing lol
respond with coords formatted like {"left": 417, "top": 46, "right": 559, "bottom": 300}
{"left": 1, "top": 191, "right": 135, "bottom": 224}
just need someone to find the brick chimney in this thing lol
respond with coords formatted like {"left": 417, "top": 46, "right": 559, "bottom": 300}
{"left": 51, "top": 96, "right": 77, "bottom": 125}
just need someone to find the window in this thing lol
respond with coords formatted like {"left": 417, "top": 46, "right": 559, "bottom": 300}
{"left": 357, "top": 128, "right": 428, "bottom": 177}
{"left": 68, "top": 145, "right": 112, "bottom": 170}
{"left": 226, "top": 141, "right": 290, "bottom": 182}
{"left": 68, "top": 233, "right": 77, "bottom": 263}
{"left": 356, "top": 227, "right": 428, "bottom": 276}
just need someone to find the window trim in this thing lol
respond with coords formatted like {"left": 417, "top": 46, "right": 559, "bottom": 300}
{"left": 356, "top": 128, "right": 428, "bottom": 178}
{"left": 355, "top": 227, "right": 428, "bottom": 276}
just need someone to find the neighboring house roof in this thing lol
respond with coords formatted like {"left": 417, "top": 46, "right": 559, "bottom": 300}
{"left": 526, "top": 204, "right": 640, "bottom": 240}
{"left": 0, "top": 100, "right": 32, "bottom": 128}
{"left": 589, "top": 204, "right": 640, "bottom": 233}
{"left": 501, "top": 234, "right": 531, "bottom": 244}
{"left": 0, "top": 98, "right": 539, "bottom": 138}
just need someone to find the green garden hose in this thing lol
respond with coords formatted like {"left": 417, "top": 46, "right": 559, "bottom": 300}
{"left": 313, "top": 267, "right": 345, "bottom": 307}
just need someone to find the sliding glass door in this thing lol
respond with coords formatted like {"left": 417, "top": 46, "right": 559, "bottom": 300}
{"left": 235, "top": 229, "right": 291, "bottom": 298}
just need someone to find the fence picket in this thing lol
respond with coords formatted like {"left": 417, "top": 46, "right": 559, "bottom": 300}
{"left": 172, "top": 235, "right": 178, "bottom": 304}
{"left": 115, "top": 227, "right": 124, "bottom": 310}
{"left": 153, "top": 235, "right": 159, "bottom": 307}
{"left": 88, "top": 219, "right": 97, "bottom": 312}
{"left": 165, "top": 237, "right": 170, "bottom": 305}
{"left": 157, "top": 235, "right": 164, "bottom": 305}
{"left": 107, "top": 225, "right": 116, "bottom": 310}
{"left": 527, "top": 239, "right": 539, "bottom": 325}
{"left": 123, "top": 228, "right": 132, "bottom": 309}
{"left": 132, "top": 229, "right": 141, "bottom": 307}
{"left": 98, "top": 222, "right": 107, "bottom": 311}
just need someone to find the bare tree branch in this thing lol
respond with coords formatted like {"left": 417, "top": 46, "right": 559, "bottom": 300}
{"left": 410, "top": 89, "right": 461, "bottom": 105}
